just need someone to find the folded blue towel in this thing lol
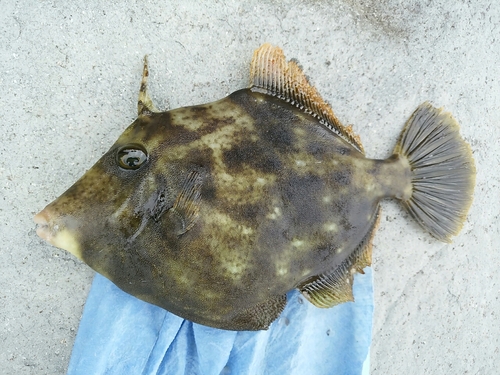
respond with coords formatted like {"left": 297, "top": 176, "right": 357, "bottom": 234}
{"left": 68, "top": 269, "right": 373, "bottom": 375}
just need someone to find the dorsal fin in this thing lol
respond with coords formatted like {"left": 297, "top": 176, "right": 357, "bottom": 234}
{"left": 137, "top": 55, "right": 160, "bottom": 116}
{"left": 298, "top": 207, "right": 380, "bottom": 308}
{"left": 249, "top": 43, "right": 364, "bottom": 153}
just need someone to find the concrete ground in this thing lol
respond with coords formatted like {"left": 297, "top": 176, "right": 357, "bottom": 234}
{"left": 1, "top": 1, "right": 498, "bottom": 374}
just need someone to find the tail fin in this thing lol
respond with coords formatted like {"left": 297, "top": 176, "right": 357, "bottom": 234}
{"left": 394, "top": 102, "right": 476, "bottom": 242}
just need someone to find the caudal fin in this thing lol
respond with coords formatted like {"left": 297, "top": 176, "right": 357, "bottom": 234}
{"left": 394, "top": 102, "right": 476, "bottom": 242}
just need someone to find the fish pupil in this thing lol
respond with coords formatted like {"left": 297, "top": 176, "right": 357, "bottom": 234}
{"left": 126, "top": 157, "right": 139, "bottom": 167}
{"left": 117, "top": 146, "right": 148, "bottom": 170}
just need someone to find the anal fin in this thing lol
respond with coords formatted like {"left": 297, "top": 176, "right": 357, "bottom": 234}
{"left": 299, "top": 207, "right": 381, "bottom": 308}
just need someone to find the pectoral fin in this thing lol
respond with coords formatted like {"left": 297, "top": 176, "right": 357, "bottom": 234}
{"left": 166, "top": 170, "right": 203, "bottom": 236}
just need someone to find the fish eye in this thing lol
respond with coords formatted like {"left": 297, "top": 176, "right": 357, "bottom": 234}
{"left": 117, "top": 145, "right": 148, "bottom": 170}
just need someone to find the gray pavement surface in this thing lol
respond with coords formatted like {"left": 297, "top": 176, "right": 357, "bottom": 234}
{"left": 1, "top": 1, "right": 499, "bottom": 374}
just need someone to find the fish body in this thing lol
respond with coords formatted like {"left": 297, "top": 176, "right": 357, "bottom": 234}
{"left": 35, "top": 44, "right": 475, "bottom": 330}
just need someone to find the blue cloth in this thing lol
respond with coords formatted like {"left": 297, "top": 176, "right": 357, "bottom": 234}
{"left": 68, "top": 270, "right": 373, "bottom": 375}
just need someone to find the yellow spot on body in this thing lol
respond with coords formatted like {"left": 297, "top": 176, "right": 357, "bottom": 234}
{"left": 292, "top": 239, "right": 305, "bottom": 248}
{"left": 276, "top": 263, "right": 288, "bottom": 276}
{"left": 296, "top": 160, "right": 306, "bottom": 167}
{"left": 219, "top": 172, "right": 234, "bottom": 183}
{"left": 256, "top": 177, "right": 267, "bottom": 184}
{"left": 211, "top": 211, "right": 233, "bottom": 226}
{"left": 224, "top": 261, "right": 246, "bottom": 277}
{"left": 323, "top": 222, "right": 338, "bottom": 232}
{"left": 208, "top": 141, "right": 222, "bottom": 149}
{"left": 323, "top": 195, "right": 332, "bottom": 204}
{"left": 365, "top": 182, "right": 375, "bottom": 192}
{"left": 266, "top": 206, "right": 282, "bottom": 220}
{"left": 240, "top": 226, "right": 254, "bottom": 235}
{"left": 294, "top": 127, "right": 306, "bottom": 137}
{"left": 336, "top": 248, "right": 343, "bottom": 254}
{"left": 177, "top": 273, "right": 194, "bottom": 287}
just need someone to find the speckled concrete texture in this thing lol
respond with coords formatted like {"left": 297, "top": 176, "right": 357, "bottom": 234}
{"left": 1, "top": 1, "right": 498, "bottom": 374}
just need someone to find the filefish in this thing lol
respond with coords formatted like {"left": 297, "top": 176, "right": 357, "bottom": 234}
{"left": 34, "top": 44, "right": 476, "bottom": 330}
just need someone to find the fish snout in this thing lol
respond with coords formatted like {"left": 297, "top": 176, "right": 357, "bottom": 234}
{"left": 34, "top": 209, "right": 53, "bottom": 242}
{"left": 33, "top": 208, "right": 82, "bottom": 260}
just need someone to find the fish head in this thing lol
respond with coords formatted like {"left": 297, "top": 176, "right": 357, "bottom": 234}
{"left": 34, "top": 112, "right": 196, "bottom": 274}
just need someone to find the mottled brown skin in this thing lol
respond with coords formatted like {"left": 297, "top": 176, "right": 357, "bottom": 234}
{"left": 35, "top": 44, "right": 476, "bottom": 330}
{"left": 38, "top": 89, "right": 410, "bottom": 330}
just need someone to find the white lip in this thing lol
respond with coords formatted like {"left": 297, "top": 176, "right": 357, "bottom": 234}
{"left": 34, "top": 209, "right": 82, "bottom": 259}
{"left": 34, "top": 210, "right": 53, "bottom": 243}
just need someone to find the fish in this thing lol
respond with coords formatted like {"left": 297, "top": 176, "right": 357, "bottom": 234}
{"left": 34, "top": 44, "right": 476, "bottom": 331}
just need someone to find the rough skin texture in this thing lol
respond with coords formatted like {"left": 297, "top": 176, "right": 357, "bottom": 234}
{"left": 35, "top": 45, "right": 473, "bottom": 331}
{"left": 35, "top": 88, "right": 410, "bottom": 330}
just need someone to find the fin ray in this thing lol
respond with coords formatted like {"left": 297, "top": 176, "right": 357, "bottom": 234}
{"left": 298, "top": 208, "right": 380, "bottom": 308}
{"left": 249, "top": 43, "right": 364, "bottom": 153}
{"left": 167, "top": 170, "right": 203, "bottom": 236}
{"left": 137, "top": 55, "right": 159, "bottom": 116}
{"left": 395, "top": 102, "right": 476, "bottom": 242}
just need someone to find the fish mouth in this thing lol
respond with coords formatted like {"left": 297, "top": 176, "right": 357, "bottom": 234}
{"left": 34, "top": 208, "right": 83, "bottom": 260}
{"left": 34, "top": 210, "right": 55, "bottom": 243}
